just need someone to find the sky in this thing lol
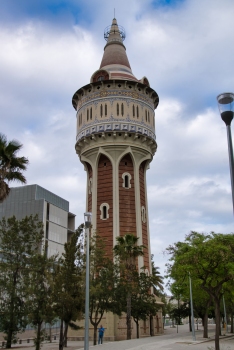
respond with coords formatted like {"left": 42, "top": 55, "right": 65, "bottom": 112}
{"left": 1, "top": 0, "right": 234, "bottom": 288}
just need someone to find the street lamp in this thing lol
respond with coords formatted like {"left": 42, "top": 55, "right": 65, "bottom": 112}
{"left": 217, "top": 92, "right": 234, "bottom": 214}
{"left": 84, "top": 212, "right": 92, "bottom": 350}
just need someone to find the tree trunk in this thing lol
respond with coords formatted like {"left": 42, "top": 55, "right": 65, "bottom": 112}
{"left": 189, "top": 314, "right": 192, "bottom": 332}
{"left": 6, "top": 329, "right": 12, "bottom": 349}
{"left": 214, "top": 299, "right": 220, "bottom": 350}
{"left": 150, "top": 315, "right": 154, "bottom": 336}
{"left": 93, "top": 324, "right": 98, "bottom": 346}
{"left": 136, "top": 320, "right": 139, "bottom": 338}
{"left": 203, "top": 311, "right": 208, "bottom": 338}
{"left": 126, "top": 292, "right": 132, "bottom": 340}
{"left": 63, "top": 322, "right": 68, "bottom": 347}
{"left": 59, "top": 320, "right": 64, "bottom": 350}
{"left": 35, "top": 322, "right": 42, "bottom": 350}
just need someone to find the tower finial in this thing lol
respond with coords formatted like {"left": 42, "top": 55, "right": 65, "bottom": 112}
{"left": 114, "top": 8, "right": 115, "bottom": 19}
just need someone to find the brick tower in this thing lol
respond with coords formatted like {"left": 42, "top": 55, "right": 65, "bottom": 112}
{"left": 72, "top": 18, "right": 159, "bottom": 273}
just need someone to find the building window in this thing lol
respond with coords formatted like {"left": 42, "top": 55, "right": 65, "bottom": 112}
{"left": 137, "top": 106, "right": 139, "bottom": 119}
{"left": 88, "top": 177, "right": 93, "bottom": 194}
{"left": 148, "top": 111, "right": 150, "bottom": 122}
{"left": 100, "top": 104, "right": 103, "bottom": 117}
{"left": 122, "top": 172, "right": 132, "bottom": 189}
{"left": 117, "top": 103, "right": 119, "bottom": 116}
{"left": 98, "top": 76, "right": 104, "bottom": 81}
{"left": 145, "top": 110, "right": 147, "bottom": 122}
{"left": 90, "top": 107, "right": 92, "bottom": 120}
{"left": 141, "top": 206, "right": 146, "bottom": 223}
{"left": 133, "top": 105, "right": 135, "bottom": 117}
{"left": 87, "top": 109, "right": 89, "bottom": 121}
{"left": 100, "top": 203, "right": 110, "bottom": 220}
{"left": 121, "top": 103, "right": 124, "bottom": 116}
{"left": 105, "top": 104, "right": 107, "bottom": 116}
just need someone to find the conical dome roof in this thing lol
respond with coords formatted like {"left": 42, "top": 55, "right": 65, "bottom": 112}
{"left": 91, "top": 18, "right": 138, "bottom": 82}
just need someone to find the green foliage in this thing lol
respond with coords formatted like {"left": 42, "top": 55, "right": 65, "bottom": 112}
{"left": 89, "top": 234, "right": 117, "bottom": 345}
{"left": 166, "top": 231, "right": 234, "bottom": 350}
{"left": 0, "top": 215, "right": 44, "bottom": 348}
{"left": 113, "top": 234, "right": 145, "bottom": 340}
{"left": 52, "top": 224, "right": 85, "bottom": 350}
{"left": 0, "top": 133, "right": 29, "bottom": 201}
{"left": 26, "top": 244, "right": 58, "bottom": 350}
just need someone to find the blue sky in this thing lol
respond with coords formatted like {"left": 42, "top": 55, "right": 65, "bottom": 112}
{"left": 1, "top": 0, "right": 234, "bottom": 286}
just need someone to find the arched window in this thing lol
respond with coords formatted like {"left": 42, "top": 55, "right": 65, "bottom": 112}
{"left": 117, "top": 103, "right": 119, "bottom": 116}
{"left": 100, "top": 104, "right": 103, "bottom": 117}
{"left": 88, "top": 178, "right": 93, "bottom": 194}
{"left": 122, "top": 172, "right": 132, "bottom": 189}
{"left": 100, "top": 203, "right": 110, "bottom": 220}
{"left": 121, "top": 103, "right": 124, "bottom": 116}
{"left": 141, "top": 206, "right": 146, "bottom": 223}
{"left": 137, "top": 106, "right": 139, "bottom": 119}
{"left": 105, "top": 104, "right": 107, "bottom": 116}
{"left": 90, "top": 107, "right": 92, "bottom": 120}
{"left": 87, "top": 109, "right": 89, "bottom": 121}
{"left": 124, "top": 175, "right": 129, "bottom": 188}
{"left": 133, "top": 105, "right": 135, "bottom": 117}
{"left": 103, "top": 206, "right": 107, "bottom": 219}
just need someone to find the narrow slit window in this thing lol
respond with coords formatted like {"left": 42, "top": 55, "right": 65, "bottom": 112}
{"left": 100, "top": 104, "right": 103, "bottom": 117}
{"left": 103, "top": 206, "right": 107, "bottom": 219}
{"left": 145, "top": 110, "right": 147, "bottom": 121}
{"left": 124, "top": 175, "right": 129, "bottom": 188}
{"left": 105, "top": 104, "right": 107, "bottom": 116}
{"left": 148, "top": 111, "right": 150, "bottom": 122}
{"left": 100, "top": 203, "right": 109, "bottom": 220}
{"left": 133, "top": 105, "right": 135, "bottom": 117}
{"left": 87, "top": 109, "right": 89, "bottom": 121}
{"left": 117, "top": 103, "right": 119, "bottom": 116}
{"left": 90, "top": 107, "right": 92, "bottom": 120}
{"left": 137, "top": 106, "right": 139, "bottom": 118}
{"left": 122, "top": 172, "right": 132, "bottom": 189}
{"left": 121, "top": 103, "right": 124, "bottom": 116}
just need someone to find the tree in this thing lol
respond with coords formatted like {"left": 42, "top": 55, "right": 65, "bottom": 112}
{"left": 0, "top": 133, "right": 28, "bottom": 202}
{"left": 27, "top": 244, "right": 58, "bottom": 350}
{"left": 0, "top": 215, "right": 44, "bottom": 348}
{"left": 166, "top": 231, "right": 234, "bottom": 350}
{"left": 113, "top": 234, "right": 144, "bottom": 340}
{"left": 89, "top": 235, "right": 117, "bottom": 345}
{"left": 52, "top": 224, "right": 84, "bottom": 350}
{"left": 151, "top": 258, "right": 164, "bottom": 296}
{"left": 131, "top": 270, "right": 159, "bottom": 338}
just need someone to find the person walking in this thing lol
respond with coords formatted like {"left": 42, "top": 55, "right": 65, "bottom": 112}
{"left": 98, "top": 325, "right": 105, "bottom": 344}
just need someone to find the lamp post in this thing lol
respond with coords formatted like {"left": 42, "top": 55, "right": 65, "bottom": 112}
{"left": 217, "top": 92, "right": 234, "bottom": 214}
{"left": 84, "top": 212, "right": 92, "bottom": 350}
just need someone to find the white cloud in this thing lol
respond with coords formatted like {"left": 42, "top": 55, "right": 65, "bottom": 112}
{"left": 1, "top": 0, "right": 234, "bottom": 280}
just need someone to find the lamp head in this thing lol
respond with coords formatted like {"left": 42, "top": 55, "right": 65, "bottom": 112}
{"left": 84, "top": 212, "right": 92, "bottom": 228}
{"left": 217, "top": 92, "right": 234, "bottom": 126}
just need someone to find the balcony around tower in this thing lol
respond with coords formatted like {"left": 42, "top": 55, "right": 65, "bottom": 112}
{"left": 72, "top": 79, "right": 159, "bottom": 157}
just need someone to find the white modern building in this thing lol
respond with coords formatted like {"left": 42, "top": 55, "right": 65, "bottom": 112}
{"left": 0, "top": 184, "right": 75, "bottom": 257}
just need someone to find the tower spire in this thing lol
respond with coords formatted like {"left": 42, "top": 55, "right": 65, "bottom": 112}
{"left": 99, "top": 18, "right": 137, "bottom": 81}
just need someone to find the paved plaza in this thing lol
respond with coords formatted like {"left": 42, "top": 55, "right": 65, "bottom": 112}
{"left": 3, "top": 324, "right": 234, "bottom": 350}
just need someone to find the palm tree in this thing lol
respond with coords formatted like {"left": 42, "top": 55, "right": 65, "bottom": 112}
{"left": 151, "top": 258, "right": 164, "bottom": 295}
{"left": 0, "top": 133, "right": 29, "bottom": 202}
{"left": 114, "top": 234, "right": 145, "bottom": 340}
